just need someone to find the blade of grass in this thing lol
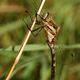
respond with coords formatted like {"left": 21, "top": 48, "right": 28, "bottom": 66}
{"left": 0, "top": 44, "right": 80, "bottom": 52}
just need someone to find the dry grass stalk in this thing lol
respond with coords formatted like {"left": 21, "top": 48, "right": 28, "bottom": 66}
{"left": 5, "top": 0, "right": 46, "bottom": 80}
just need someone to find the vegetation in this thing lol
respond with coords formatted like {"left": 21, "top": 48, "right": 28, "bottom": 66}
{"left": 0, "top": 0, "right": 80, "bottom": 80}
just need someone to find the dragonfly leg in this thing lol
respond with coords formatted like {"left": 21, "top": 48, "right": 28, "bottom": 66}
{"left": 23, "top": 17, "right": 43, "bottom": 37}
{"left": 35, "top": 13, "right": 43, "bottom": 25}
{"left": 36, "top": 13, "right": 46, "bottom": 22}
{"left": 32, "top": 26, "right": 43, "bottom": 37}
{"left": 25, "top": 10, "right": 33, "bottom": 22}
{"left": 22, "top": 18, "right": 32, "bottom": 31}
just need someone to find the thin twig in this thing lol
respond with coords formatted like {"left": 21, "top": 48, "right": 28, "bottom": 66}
{"left": 5, "top": 0, "right": 46, "bottom": 80}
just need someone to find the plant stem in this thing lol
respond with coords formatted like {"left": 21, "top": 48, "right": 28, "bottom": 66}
{"left": 5, "top": 0, "right": 46, "bottom": 80}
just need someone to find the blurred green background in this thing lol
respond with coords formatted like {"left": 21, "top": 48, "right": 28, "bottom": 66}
{"left": 0, "top": 0, "right": 80, "bottom": 80}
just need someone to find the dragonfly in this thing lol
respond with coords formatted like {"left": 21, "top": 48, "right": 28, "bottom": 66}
{"left": 39, "top": 13, "right": 59, "bottom": 80}
{"left": 24, "top": 10, "right": 60, "bottom": 80}
{"left": 39, "top": 13, "right": 60, "bottom": 80}
{"left": 5, "top": 0, "right": 60, "bottom": 80}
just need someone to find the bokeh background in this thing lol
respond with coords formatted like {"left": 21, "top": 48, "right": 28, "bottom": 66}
{"left": 0, "top": 0, "right": 80, "bottom": 80}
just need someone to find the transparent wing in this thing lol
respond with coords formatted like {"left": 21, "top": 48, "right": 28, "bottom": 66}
{"left": 22, "top": 0, "right": 43, "bottom": 36}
